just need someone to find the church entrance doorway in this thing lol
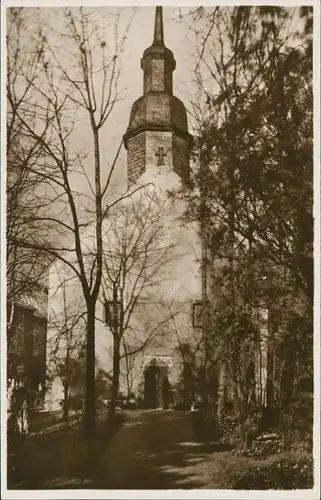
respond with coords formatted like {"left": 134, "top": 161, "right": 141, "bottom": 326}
{"left": 143, "top": 358, "right": 169, "bottom": 409}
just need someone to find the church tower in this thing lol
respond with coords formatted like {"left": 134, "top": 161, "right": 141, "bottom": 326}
{"left": 45, "top": 7, "right": 201, "bottom": 412}
{"left": 123, "top": 6, "right": 193, "bottom": 188}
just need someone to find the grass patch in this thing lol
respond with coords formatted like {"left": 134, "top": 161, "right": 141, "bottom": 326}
{"left": 8, "top": 412, "right": 125, "bottom": 489}
{"left": 193, "top": 450, "right": 298, "bottom": 489}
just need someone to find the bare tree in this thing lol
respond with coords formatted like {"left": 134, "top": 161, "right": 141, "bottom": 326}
{"left": 47, "top": 269, "right": 86, "bottom": 423}
{"left": 6, "top": 7, "right": 54, "bottom": 339}
{"left": 101, "top": 188, "right": 180, "bottom": 416}
{"left": 121, "top": 339, "right": 145, "bottom": 400}
{"left": 7, "top": 6, "right": 136, "bottom": 436}
{"left": 6, "top": 9, "right": 51, "bottom": 423}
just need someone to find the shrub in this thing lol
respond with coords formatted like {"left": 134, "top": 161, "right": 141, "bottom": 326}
{"left": 233, "top": 451, "right": 314, "bottom": 489}
{"left": 220, "top": 410, "right": 260, "bottom": 451}
{"left": 244, "top": 433, "right": 285, "bottom": 458}
{"left": 219, "top": 410, "right": 240, "bottom": 446}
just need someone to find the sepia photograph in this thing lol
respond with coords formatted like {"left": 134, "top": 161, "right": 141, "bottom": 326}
{"left": 1, "top": 1, "right": 320, "bottom": 498}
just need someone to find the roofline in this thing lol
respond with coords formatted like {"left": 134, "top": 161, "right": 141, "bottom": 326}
{"left": 123, "top": 124, "right": 193, "bottom": 149}
{"left": 7, "top": 299, "right": 48, "bottom": 318}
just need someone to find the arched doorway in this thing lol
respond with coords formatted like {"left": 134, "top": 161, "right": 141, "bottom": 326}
{"left": 144, "top": 358, "right": 169, "bottom": 409}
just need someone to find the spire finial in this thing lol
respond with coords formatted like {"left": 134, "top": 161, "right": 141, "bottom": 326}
{"left": 153, "top": 6, "right": 164, "bottom": 45}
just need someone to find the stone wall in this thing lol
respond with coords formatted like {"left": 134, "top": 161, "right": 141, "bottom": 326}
{"left": 151, "top": 59, "right": 165, "bottom": 91}
{"left": 127, "top": 132, "right": 146, "bottom": 187}
{"left": 128, "top": 130, "right": 190, "bottom": 186}
{"left": 143, "top": 56, "right": 173, "bottom": 94}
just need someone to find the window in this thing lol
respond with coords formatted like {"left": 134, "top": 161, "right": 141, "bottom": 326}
{"left": 16, "top": 312, "right": 25, "bottom": 344}
{"left": 192, "top": 302, "right": 203, "bottom": 328}
{"left": 34, "top": 327, "right": 43, "bottom": 347}
{"left": 25, "top": 326, "right": 43, "bottom": 353}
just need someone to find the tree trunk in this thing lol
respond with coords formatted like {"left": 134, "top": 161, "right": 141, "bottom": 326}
{"left": 266, "top": 329, "right": 275, "bottom": 409}
{"left": 124, "top": 342, "right": 132, "bottom": 399}
{"left": 217, "top": 362, "right": 227, "bottom": 425}
{"left": 84, "top": 302, "right": 96, "bottom": 437}
{"left": 63, "top": 384, "right": 70, "bottom": 424}
{"left": 110, "top": 338, "right": 120, "bottom": 419}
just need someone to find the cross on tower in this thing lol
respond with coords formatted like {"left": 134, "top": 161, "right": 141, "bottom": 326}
{"left": 155, "top": 147, "right": 167, "bottom": 166}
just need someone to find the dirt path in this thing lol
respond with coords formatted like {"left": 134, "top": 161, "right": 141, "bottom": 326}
{"left": 95, "top": 409, "right": 245, "bottom": 489}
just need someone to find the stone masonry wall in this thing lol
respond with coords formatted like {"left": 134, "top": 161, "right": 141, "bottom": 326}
{"left": 151, "top": 59, "right": 165, "bottom": 92}
{"left": 127, "top": 132, "right": 146, "bottom": 187}
{"left": 143, "top": 58, "right": 173, "bottom": 94}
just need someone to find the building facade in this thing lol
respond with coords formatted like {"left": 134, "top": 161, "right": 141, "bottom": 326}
{"left": 115, "top": 6, "right": 201, "bottom": 406}
{"left": 7, "top": 287, "right": 48, "bottom": 414}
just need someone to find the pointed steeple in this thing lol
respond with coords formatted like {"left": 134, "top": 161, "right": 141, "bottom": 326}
{"left": 153, "top": 6, "right": 164, "bottom": 45}
{"left": 123, "top": 5, "right": 193, "bottom": 188}
{"left": 140, "top": 6, "right": 175, "bottom": 95}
